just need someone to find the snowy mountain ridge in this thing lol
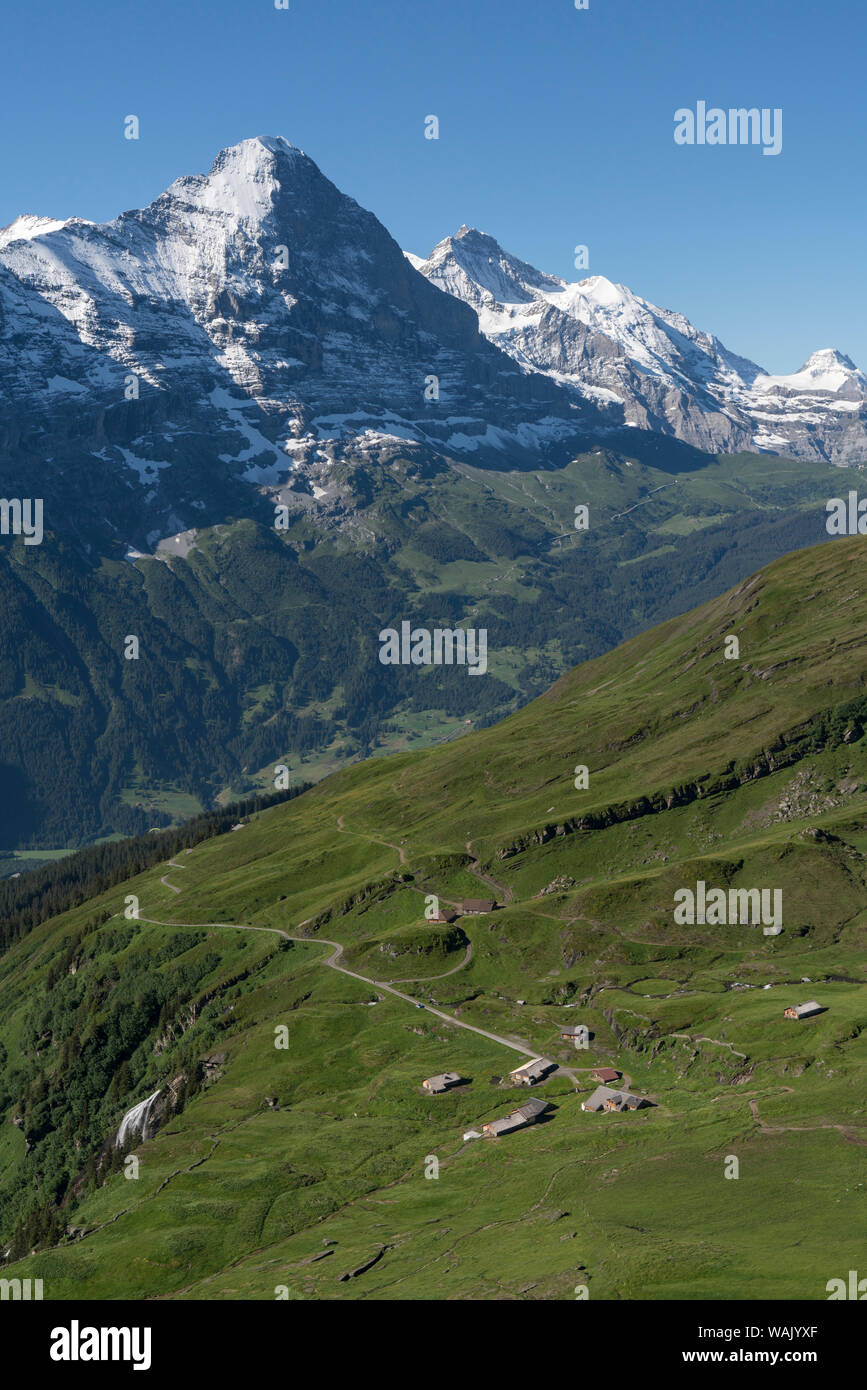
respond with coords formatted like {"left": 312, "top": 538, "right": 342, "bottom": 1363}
{"left": 411, "top": 225, "right": 867, "bottom": 463}
{"left": 0, "top": 134, "right": 863, "bottom": 529}
{"left": 0, "top": 136, "right": 591, "bottom": 502}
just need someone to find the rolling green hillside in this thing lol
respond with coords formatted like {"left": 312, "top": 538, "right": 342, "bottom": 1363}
{"left": 0, "top": 536, "right": 864, "bottom": 1300}
{"left": 0, "top": 442, "right": 856, "bottom": 849}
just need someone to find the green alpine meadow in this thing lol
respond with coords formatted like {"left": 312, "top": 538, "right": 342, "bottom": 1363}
{"left": 1, "top": 535, "right": 864, "bottom": 1301}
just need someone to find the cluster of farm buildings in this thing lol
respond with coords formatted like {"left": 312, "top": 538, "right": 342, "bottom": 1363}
{"left": 420, "top": 1059, "right": 653, "bottom": 1140}
{"left": 417, "top": 997, "right": 825, "bottom": 1141}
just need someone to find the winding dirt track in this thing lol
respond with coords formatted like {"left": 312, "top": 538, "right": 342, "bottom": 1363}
{"left": 464, "top": 840, "right": 513, "bottom": 904}
{"left": 139, "top": 907, "right": 548, "bottom": 1066}
{"left": 335, "top": 817, "right": 512, "bottom": 909}
{"left": 748, "top": 1095, "right": 867, "bottom": 1145}
{"left": 389, "top": 943, "right": 474, "bottom": 984}
{"left": 145, "top": 818, "right": 589, "bottom": 1081}
{"left": 145, "top": 835, "right": 554, "bottom": 1070}
{"left": 671, "top": 1031, "right": 748, "bottom": 1060}
{"left": 159, "top": 858, "right": 186, "bottom": 894}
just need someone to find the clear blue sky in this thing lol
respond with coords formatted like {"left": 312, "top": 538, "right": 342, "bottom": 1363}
{"left": 2, "top": 0, "right": 864, "bottom": 372}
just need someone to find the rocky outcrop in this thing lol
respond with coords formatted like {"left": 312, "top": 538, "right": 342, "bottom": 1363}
{"left": 494, "top": 696, "right": 867, "bottom": 863}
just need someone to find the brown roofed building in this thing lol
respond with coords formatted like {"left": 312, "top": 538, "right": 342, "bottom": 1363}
{"left": 509, "top": 1058, "right": 555, "bottom": 1086}
{"left": 783, "top": 1000, "right": 823, "bottom": 1020}
{"left": 427, "top": 909, "right": 458, "bottom": 924}
{"left": 458, "top": 899, "right": 495, "bottom": 914}
{"left": 482, "top": 1096, "right": 550, "bottom": 1138}
{"left": 422, "top": 1072, "right": 462, "bottom": 1094}
{"left": 581, "top": 1085, "right": 653, "bottom": 1113}
{"left": 590, "top": 1067, "right": 621, "bottom": 1083}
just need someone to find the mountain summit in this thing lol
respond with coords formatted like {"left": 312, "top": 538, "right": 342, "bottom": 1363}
{"left": 754, "top": 348, "right": 867, "bottom": 398}
{"left": 1, "top": 137, "right": 863, "bottom": 486}
{"left": 412, "top": 229, "right": 867, "bottom": 464}
{"left": 0, "top": 136, "right": 588, "bottom": 500}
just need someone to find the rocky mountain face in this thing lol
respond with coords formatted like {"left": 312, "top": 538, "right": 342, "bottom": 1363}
{"left": 0, "top": 138, "right": 596, "bottom": 550}
{"left": 411, "top": 226, "right": 867, "bottom": 465}
{"left": 2, "top": 137, "right": 863, "bottom": 561}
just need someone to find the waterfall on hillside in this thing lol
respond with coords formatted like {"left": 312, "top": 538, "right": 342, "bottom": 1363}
{"left": 115, "top": 1088, "right": 162, "bottom": 1148}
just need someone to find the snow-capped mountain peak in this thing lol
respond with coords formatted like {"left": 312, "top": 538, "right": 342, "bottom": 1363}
{"left": 0, "top": 135, "right": 386, "bottom": 404}
{"left": 0, "top": 138, "right": 863, "bottom": 483}
{"left": 421, "top": 225, "right": 563, "bottom": 306}
{"left": 413, "top": 227, "right": 866, "bottom": 463}
{"left": 413, "top": 227, "right": 763, "bottom": 451}
{"left": 0, "top": 214, "right": 76, "bottom": 249}
{"left": 162, "top": 135, "right": 309, "bottom": 226}
{"left": 755, "top": 348, "right": 867, "bottom": 397}
{"left": 0, "top": 135, "right": 586, "bottom": 541}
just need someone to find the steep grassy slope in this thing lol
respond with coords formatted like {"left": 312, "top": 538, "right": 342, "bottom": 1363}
{"left": 0, "top": 442, "right": 854, "bottom": 849}
{"left": 0, "top": 537, "right": 864, "bottom": 1300}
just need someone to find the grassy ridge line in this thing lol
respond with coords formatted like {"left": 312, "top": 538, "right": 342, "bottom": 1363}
{"left": 221, "top": 534, "right": 867, "bottom": 871}
{"left": 30, "top": 534, "right": 861, "bottom": 950}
